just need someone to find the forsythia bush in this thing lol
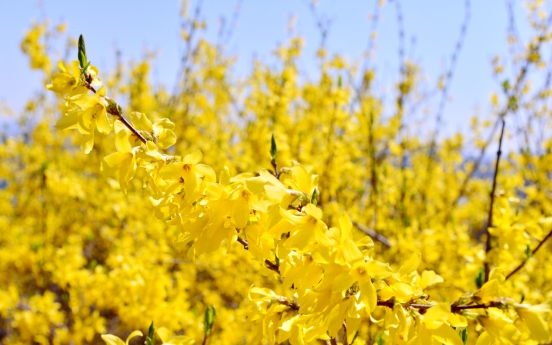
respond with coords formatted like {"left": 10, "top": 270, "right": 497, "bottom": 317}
{"left": 3, "top": 1, "right": 552, "bottom": 344}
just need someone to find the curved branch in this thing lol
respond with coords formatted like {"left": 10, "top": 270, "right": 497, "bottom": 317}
{"left": 506, "top": 227, "right": 552, "bottom": 280}
{"left": 352, "top": 220, "right": 392, "bottom": 248}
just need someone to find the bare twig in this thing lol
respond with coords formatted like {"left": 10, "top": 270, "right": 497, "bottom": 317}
{"left": 86, "top": 84, "right": 148, "bottom": 144}
{"left": 484, "top": 117, "right": 506, "bottom": 283}
{"left": 427, "top": 0, "right": 471, "bottom": 160}
{"left": 342, "top": 321, "right": 349, "bottom": 345}
{"left": 352, "top": 220, "right": 392, "bottom": 248}
{"left": 506, "top": 227, "right": 552, "bottom": 280}
{"left": 237, "top": 236, "right": 280, "bottom": 274}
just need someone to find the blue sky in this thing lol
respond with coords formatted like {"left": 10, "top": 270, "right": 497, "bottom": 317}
{"left": 0, "top": 0, "right": 537, "bottom": 136}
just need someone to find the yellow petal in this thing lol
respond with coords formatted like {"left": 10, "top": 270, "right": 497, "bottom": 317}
{"left": 157, "top": 129, "right": 177, "bottom": 149}
{"left": 338, "top": 213, "right": 353, "bottom": 240}
{"left": 360, "top": 280, "right": 377, "bottom": 311}
{"left": 398, "top": 253, "right": 421, "bottom": 276}
{"left": 156, "top": 327, "right": 171, "bottom": 343}
{"left": 475, "top": 280, "right": 499, "bottom": 303}
{"left": 420, "top": 270, "right": 444, "bottom": 289}
{"left": 183, "top": 150, "right": 202, "bottom": 164}
{"left": 342, "top": 239, "right": 363, "bottom": 264}
{"left": 475, "top": 332, "right": 491, "bottom": 345}
{"left": 332, "top": 271, "right": 355, "bottom": 292}
{"left": 304, "top": 203, "right": 323, "bottom": 220}
{"left": 82, "top": 128, "right": 95, "bottom": 154}
{"left": 96, "top": 107, "right": 112, "bottom": 134}
{"left": 233, "top": 193, "right": 250, "bottom": 229}
{"left": 431, "top": 324, "right": 463, "bottom": 345}
{"left": 516, "top": 307, "right": 551, "bottom": 343}
{"left": 125, "top": 330, "right": 143, "bottom": 345}
{"left": 54, "top": 112, "right": 80, "bottom": 131}
{"left": 366, "top": 260, "right": 393, "bottom": 280}
{"left": 100, "top": 334, "right": 125, "bottom": 345}
{"left": 130, "top": 111, "right": 153, "bottom": 131}
{"left": 115, "top": 127, "right": 132, "bottom": 153}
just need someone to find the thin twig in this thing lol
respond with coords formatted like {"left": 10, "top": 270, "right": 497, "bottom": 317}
{"left": 484, "top": 117, "right": 506, "bottom": 283}
{"left": 114, "top": 113, "right": 147, "bottom": 144}
{"left": 376, "top": 299, "right": 503, "bottom": 314}
{"left": 427, "top": 0, "right": 471, "bottom": 161}
{"left": 506, "top": 227, "right": 552, "bottom": 280}
{"left": 342, "top": 321, "right": 348, "bottom": 345}
{"left": 352, "top": 221, "right": 392, "bottom": 248}
{"left": 86, "top": 84, "right": 147, "bottom": 144}
{"left": 237, "top": 236, "right": 280, "bottom": 274}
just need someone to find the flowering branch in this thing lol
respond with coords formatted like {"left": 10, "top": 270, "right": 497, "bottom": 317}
{"left": 506, "top": 227, "right": 552, "bottom": 280}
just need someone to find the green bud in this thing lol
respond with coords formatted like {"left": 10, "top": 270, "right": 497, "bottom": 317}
{"left": 311, "top": 187, "right": 319, "bottom": 206}
{"left": 145, "top": 321, "right": 155, "bottom": 345}
{"left": 78, "top": 34, "right": 88, "bottom": 69}
{"left": 475, "top": 267, "right": 485, "bottom": 289}
{"left": 459, "top": 328, "right": 468, "bottom": 345}
{"left": 270, "top": 134, "right": 277, "bottom": 162}
{"left": 204, "top": 305, "right": 216, "bottom": 337}
{"left": 502, "top": 79, "right": 510, "bottom": 93}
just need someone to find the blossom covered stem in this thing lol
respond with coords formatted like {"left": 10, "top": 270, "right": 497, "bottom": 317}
{"left": 85, "top": 82, "right": 148, "bottom": 144}
{"left": 506, "top": 227, "right": 552, "bottom": 280}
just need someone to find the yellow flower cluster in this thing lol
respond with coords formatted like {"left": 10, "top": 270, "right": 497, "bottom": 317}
{"left": 42, "top": 27, "right": 552, "bottom": 343}
{"left": 3, "top": 1, "right": 552, "bottom": 342}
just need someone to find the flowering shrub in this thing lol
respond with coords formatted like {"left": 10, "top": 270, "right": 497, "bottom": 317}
{"left": 3, "top": 1, "right": 552, "bottom": 344}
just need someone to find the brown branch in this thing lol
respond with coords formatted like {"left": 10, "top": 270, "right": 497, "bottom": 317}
{"left": 236, "top": 236, "right": 249, "bottom": 250}
{"left": 276, "top": 297, "right": 299, "bottom": 311}
{"left": 342, "top": 321, "right": 349, "bottom": 345}
{"left": 86, "top": 83, "right": 148, "bottom": 144}
{"left": 484, "top": 117, "right": 506, "bottom": 283}
{"left": 113, "top": 113, "right": 147, "bottom": 144}
{"left": 506, "top": 227, "right": 552, "bottom": 280}
{"left": 352, "top": 221, "right": 392, "bottom": 248}
{"left": 377, "top": 299, "right": 503, "bottom": 314}
{"left": 446, "top": 16, "right": 551, "bottom": 223}
{"left": 236, "top": 236, "right": 280, "bottom": 274}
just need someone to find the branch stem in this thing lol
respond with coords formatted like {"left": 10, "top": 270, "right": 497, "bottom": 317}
{"left": 484, "top": 117, "right": 506, "bottom": 283}
{"left": 506, "top": 227, "right": 552, "bottom": 280}
{"left": 86, "top": 82, "right": 147, "bottom": 144}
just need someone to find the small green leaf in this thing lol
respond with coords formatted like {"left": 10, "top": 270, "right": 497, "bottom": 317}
{"left": 311, "top": 187, "right": 319, "bottom": 206}
{"left": 475, "top": 266, "right": 485, "bottom": 289}
{"left": 145, "top": 321, "right": 155, "bottom": 345}
{"left": 459, "top": 328, "right": 468, "bottom": 345}
{"left": 502, "top": 79, "right": 510, "bottom": 93}
{"left": 204, "top": 305, "right": 216, "bottom": 336}
{"left": 78, "top": 34, "right": 88, "bottom": 69}
{"left": 351, "top": 329, "right": 359, "bottom": 344}
{"left": 525, "top": 245, "right": 532, "bottom": 261}
{"left": 270, "top": 134, "right": 277, "bottom": 161}
{"left": 375, "top": 333, "right": 385, "bottom": 345}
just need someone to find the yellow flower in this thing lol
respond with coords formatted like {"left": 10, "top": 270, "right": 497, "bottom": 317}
{"left": 46, "top": 61, "right": 80, "bottom": 95}
{"left": 101, "top": 330, "right": 142, "bottom": 345}
{"left": 515, "top": 300, "right": 552, "bottom": 343}
{"left": 101, "top": 122, "right": 138, "bottom": 194}
{"left": 46, "top": 60, "right": 98, "bottom": 96}
{"left": 55, "top": 86, "right": 112, "bottom": 153}
{"left": 159, "top": 150, "right": 216, "bottom": 202}
{"left": 129, "top": 112, "right": 177, "bottom": 149}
